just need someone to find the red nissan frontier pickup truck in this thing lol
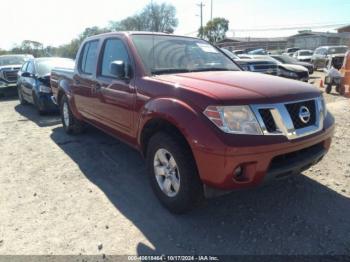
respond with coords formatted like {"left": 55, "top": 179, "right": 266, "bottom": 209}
{"left": 50, "top": 32, "right": 334, "bottom": 213}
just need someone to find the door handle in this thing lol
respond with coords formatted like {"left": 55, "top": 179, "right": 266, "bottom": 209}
{"left": 92, "top": 83, "right": 102, "bottom": 94}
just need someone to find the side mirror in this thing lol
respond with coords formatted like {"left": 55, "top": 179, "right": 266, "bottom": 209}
{"left": 21, "top": 72, "right": 31, "bottom": 78}
{"left": 110, "top": 60, "right": 129, "bottom": 79}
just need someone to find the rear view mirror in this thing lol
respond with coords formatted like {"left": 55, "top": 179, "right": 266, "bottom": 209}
{"left": 110, "top": 60, "right": 129, "bottom": 79}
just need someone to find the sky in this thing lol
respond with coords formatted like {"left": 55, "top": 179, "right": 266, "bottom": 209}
{"left": 0, "top": 0, "right": 349, "bottom": 50}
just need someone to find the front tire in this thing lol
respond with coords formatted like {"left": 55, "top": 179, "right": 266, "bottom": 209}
{"left": 146, "top": 132, "right": 203, "bottom": 214}
{"left": 60, "top": 95, "right": 85, "bottom": 134}
{"left": 18, "top": 87, "right": 27, "bottom": 105}
{"left": 325, "top": 84, "right": 332, "bottom": 94}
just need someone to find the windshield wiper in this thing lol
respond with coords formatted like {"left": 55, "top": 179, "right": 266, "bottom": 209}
{"left": 190, "top": 68, "right": 234, "bottom": 72}
{"left": 151, "top": 68, "right": 191, "bottom": 75}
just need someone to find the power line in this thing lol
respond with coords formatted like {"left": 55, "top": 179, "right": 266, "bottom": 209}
{"left": 230, "top": 22, "right": 350, "bottom": 32}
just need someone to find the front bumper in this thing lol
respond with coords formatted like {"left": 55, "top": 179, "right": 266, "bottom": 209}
{"left": 0, "top": 82, "right": 17, "bottom": 96}
{"left": 37, "top": 93, "right": 59, "bottom": 112}
{"left": 193, "top": 114, "right": 335, "bottom": 190}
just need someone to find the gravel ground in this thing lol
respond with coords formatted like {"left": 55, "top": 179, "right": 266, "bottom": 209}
{"left": 0, "top": 75, "right": 349, "bottom": 256}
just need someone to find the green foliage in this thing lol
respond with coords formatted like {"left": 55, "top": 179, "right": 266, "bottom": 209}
{"left": 109, "top": 2, "right": 178, "bottom": 33}
{"left": 199, "top": 18, "right": 229, "bottom": 43}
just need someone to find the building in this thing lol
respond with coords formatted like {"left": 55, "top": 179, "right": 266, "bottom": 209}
{"left": 337, "top": 25, "right": 350, "bottom": 33}
{"left": 287, "top": 30, "right": 350, "bottom": 50}
{"left": 216, "top": 37, "right": 287, "bottom": 51}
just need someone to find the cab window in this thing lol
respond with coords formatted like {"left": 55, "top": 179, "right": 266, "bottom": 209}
{"left": 100, "top": 38, "right": 130, "bottom": 78}
{"left": 79, "top": 40, "right": 99, "bottom": 75}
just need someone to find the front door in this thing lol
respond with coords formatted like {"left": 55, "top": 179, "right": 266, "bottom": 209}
{"left": 95, "top": 38, "right": 135, "bottom": 136}
{"left": 22, "top": 61, "right": 36, "bottom": 103}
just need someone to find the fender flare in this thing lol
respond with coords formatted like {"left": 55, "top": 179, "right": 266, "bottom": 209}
{"left": 137, "top": 97, "right": 223, "bottom": 153}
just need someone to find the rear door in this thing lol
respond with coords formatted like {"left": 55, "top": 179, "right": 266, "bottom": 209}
{"left": 94, "top": 37, "right": 135, "bottom": 135}
{"left": 73, "top": 40, "right": 100, "bottom": 120}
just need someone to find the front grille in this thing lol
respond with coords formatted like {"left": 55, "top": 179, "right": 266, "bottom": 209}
{"left": 3, "top": 70, "right": 18, "bottom": 82}
{"left": 259, "top": 109, "right": 277, "bottom": 132}
{"left": 285, "top": 100, "right": 316, "bottom": 129}
{"left": 296, "top": 71, "right": 309, "bottom": 79}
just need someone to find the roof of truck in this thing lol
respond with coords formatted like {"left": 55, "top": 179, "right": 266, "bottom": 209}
{"left": 85, "top": 31, "right": 198, "bottom": 41}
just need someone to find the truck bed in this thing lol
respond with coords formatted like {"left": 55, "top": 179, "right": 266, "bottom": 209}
{"left": 50, "top": 67, "right": 75, "bottom": 102}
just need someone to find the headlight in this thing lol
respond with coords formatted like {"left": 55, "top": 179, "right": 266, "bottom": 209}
{"left": 204, "top": 105, "right": 262, "bottom": 135}
{"left": 278, "top": 68, "right": 298, "bottom": 78}
{"left": 39, "top": 85, "right": 51, "bottom": 93}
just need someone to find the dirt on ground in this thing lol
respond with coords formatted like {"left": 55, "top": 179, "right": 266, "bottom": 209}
{"left": 0, "top": 73, "right": 349, "bottom": 256}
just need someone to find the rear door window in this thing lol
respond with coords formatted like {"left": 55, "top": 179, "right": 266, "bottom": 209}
{"left": 80, "top": 40, "right": 99, "bottom": 75}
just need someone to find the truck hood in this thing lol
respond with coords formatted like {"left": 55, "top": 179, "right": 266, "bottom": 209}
{"left": 280, "top": 64, "right": 308, "bottom": 72}
{"left": 0, "top": 65, "right": 21, "bottom": 71}
{"left": 298, "top": 55, "right": 312, "bottom": 60}
{"left": 153, "top": 71, "right": 320, "bottom": 104}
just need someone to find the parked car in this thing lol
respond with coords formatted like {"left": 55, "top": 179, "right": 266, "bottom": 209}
{"left": 312, "top": 46, "right": 348, "bottom": 70}
{"left": 232, "top": 50, "right": 245, "bottom": 56}
{"left": 17, "top": 57, "right": 74, "bottom": 114}
{"left": 244, "top": 55, "right": 310, "bottom": 82}
{"left": 235, "top": 59, "right": 279, "bottom": 76}
{"left": 324, "top": 51, "right": 347, "bottom": 94}
{"left": 282, "top": 47, "right": 300, "bottom": 57}
{"left": 271, "top": 54, "right": 314, "bottom": 74}
{"left": 51, "top": 32, "right": 334, "bottom": 213}
{"left": 248, "top": 48, "right": 268, "bottom": 55}
{"left": 220, "top": 48, "right": 240, "bottom": 60}
{"left": 293, "top": 50, "right": 313, "bottom": 62}
{"left": 0, "top": 54, "right": 33, "bottom": 96}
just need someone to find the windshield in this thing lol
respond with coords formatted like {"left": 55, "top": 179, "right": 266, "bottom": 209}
{"left": 0, "top": 55, "right": 30, "bottom": 66}
{"left": 299, "top": 51, "right": 313, "bottom": 56}
{"left": 328, "top": 47, "right": 348, "bottom": 54}
{"left": 36, "top": 58, "right": 74, "bottom": 76}
{"left": 131, "top": 35, "right": 240, "bottom": 75}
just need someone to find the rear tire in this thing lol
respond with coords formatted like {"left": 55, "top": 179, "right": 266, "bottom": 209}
{"left": 325, "top": 84, "right": 332, "bottom": 94}
{"left": 146, "top": 132, "right": 203, "bottom": 214}
{"left": 60, "top": 95, "right": 85, "bottom": 134}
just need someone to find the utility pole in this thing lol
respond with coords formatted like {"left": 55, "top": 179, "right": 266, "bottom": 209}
{"left": 211, "top": 0, "right": 213, "bottom": 21}
{"left": 197, "top": 2, "right": 205, "bottom": 38}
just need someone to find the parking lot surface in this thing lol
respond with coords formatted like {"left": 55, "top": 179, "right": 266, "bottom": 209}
{"left": 0, "top": 77, "right": 349, "bottom": 255}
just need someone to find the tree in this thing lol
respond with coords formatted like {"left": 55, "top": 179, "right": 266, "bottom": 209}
{"left": 199, "top": 18, "right": 229, "bottom": 43}
{"left": 10, "top": 40, "right": 45, "bottom": 57}
{"left": 0, "top": 49, "right": 8, "bottom": 55}
{"left": 109, "top": 2, "right": 178, "bottom": 33}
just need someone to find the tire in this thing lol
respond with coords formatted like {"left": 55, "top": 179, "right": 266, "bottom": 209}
{"left": 336, "top": 85, "right": 340, "bottom": 93}
{"left": 17, "top": 87, "right": 27, "bottom": 105}
{"left": 325, "top": 84, "right": 332, "bottom": 94}
{"left": 60, "top": 95, "right": 85, "bottom": 134}
{"left": 339, "top": 86, "right": 346, "bottom": 96}
{"left": 146, "top": 132, "right": 203, "bottom": 214}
